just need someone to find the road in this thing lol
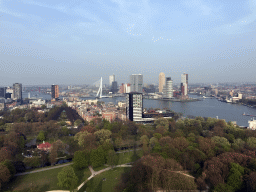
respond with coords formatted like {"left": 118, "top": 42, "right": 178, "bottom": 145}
{"left": 14, "top": 162, "right": 73, "bottom": 176}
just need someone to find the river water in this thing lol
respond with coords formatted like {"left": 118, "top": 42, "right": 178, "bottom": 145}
{"left": 23, "top": 92, "right": 256, "bottom": 127}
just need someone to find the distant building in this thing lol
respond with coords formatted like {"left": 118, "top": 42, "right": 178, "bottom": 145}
{"left": 0, "top": 87, "right": 6, "bottom": 98}
{"left": 51, "top": 85, "right": 59, "bottom": 100}
{"left": 126, "top": 92, "right": 143, "bottom": 121}
{"left": 102, "top": 112, "right": 116, "bottom": 122}
{"left": 163, "top": 77, "right": 173, "bottom": 99}
{"left": 130, "top": 74, "right": 143, "bottom": 93}
{"left": 125, "top": 83, "right": 131, "bottom": 93}
{"left": 159, "top": 72, "right": 165, "bottom": 92}
{"left": 181, "top": 73, "right": 188, "bottom": 96}
{"left": 248, "top": 119, "right": 256, "bottom": 130}
{"left": 215, "top": 88, "right": 218, "bottom": 96}
{"left": 0, "top": 102, "right": 5, "bottom": 111}
{"left": 13, "top": 83, "right": 22, "bottom": 101}
{"left": 111, "top": 81, "right": 118, "bottom": 94}
{"left": 143, "top": 84, "right": 156, "bottom": 93}
{"left": 6, "top": 87, "right": 14, "bottom": 99}
{"left": 109, "top": 75, "right": 115, "bottom": 86}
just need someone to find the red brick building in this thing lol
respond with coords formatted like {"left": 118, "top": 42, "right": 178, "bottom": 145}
{"left": 37, "top": 141, "right": 52, "bottom": 151}
{"left": 102, "top": 112, "right": 116, "bottom": 122}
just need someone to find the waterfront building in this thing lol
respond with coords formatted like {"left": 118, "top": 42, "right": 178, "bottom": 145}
{"left": 163, "top": 77, "right": 173, "bottom": 99}
{"left": 51, "top": 84, "right": 59, "bottom": 100}
{"left": 248, "top": 119, "right": 256, "bottom": 130}
{"left": 109, "top": 75, "right": 115, "bottom": 86}
{"left": 159, "top": 72, "right": 165, "bottom": 93}
{"left": 130, "top": 74, "right": 143, "bottom": 93}
{"left": 13, "top": 83, "right": 22, "bottom": 101}
{"left": 126, "top": 92, "right": 143, "bottom": 121}
{"left": 181, "top": 73, "right": 188, "bottom": 96}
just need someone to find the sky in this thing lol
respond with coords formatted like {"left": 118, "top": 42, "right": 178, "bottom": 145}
{"left": 0, "top": 0, "right": 256, "bottom": 86}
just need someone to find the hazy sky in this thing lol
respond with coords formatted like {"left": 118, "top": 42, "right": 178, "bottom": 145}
{"left": 1, "top": 0, "right": 256, "bottom": 86}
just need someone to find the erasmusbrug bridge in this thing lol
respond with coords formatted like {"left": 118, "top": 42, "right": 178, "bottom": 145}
{"left": 93, "top": 77, "right": 110, "bottom": 98}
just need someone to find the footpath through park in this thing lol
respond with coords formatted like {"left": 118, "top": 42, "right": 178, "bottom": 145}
{"left": 77, "top": 163, "right": 133, "bottom": 191}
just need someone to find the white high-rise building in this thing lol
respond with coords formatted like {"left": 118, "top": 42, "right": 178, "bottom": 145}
{"left": 109, "top": 75, "right": 115, "bottom": 86}
{"left": 126, "top": 92, "right": 143, "bottom": 121}
{"left": 164, "top": 77, "right": 173, "bottom": 98}
{"left": 130, "top": 74, "right": 143, "bottom": 93}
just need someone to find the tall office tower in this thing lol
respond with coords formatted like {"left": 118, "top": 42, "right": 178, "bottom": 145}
{"left": 109, "top": 75, "right": 115, "bottom": 86}
{"left": 159, "top": 72, "right": 165, "bottom": 92}
{"left": 0, "top": 87, "right": 6, "bottom": 98}
{"left": 51, "top": 85, "right": 59, "bottom": 100}
{"left": 130, "top": 74, "right": 143, "bottom": 93}
{"left": 111, "top": 81, "right": 118, "bottom": 94}
{"left": 13, "top": 83, "right": 22, "bottom": 101}
{"left": 164, "top": 77, "right": 173, "bottom": 98}
{"left": 126, "top": 92, "right": 143, "bottom": 121}
{"left": 181, "top": 73, "right": 188, "bottom": 96}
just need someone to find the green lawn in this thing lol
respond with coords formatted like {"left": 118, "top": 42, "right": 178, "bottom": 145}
{"left": 1, "top": 166, "right": 89, "bottom": 192}
{"left": 117, "top": 149, "right": 143, "bottom": 165}
{"left": 78, "top": 167, "right": 131, "bottom": 192}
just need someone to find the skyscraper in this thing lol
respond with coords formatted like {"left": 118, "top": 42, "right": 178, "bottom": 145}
{"left": 51, "top": 85, "right": 59, "bottom": 100}
{"left": 13, "top": 83, "right": 22, "bottom": 101}
{"left": 181, "top": 73, "right": 188, "bottom": 96}
{"left": 130, "top": 74, "right": 143, "bottom": 93}
{"left": 109, "top": 75, "right": 115, "bottom": 86}
{"left": 159, "top": 72, "right": 165, "bottom": 92}
{"left": 0, "top": 87, "right": 6, "bottom": 98}
{"left": 164, "top": 77, "right": 173, "bottom": 98}
{"left": 126, "top": 92, "right": 143, "bottom": 121}
{"left": 111, "top": 81, "right": 118, "bottom": 94}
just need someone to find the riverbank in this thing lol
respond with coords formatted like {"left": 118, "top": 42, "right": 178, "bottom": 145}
{"left": 144, "top": 97, "right": 202, "bottom": 102}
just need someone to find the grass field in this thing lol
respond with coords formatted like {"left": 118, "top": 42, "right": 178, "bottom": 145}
{"left": 117, "top": 150, "right": 143, "bottom": 165}
{"left": 78, "top": 167, "right": 131, "bottom": 192}
{"left": 1, "top": 165, "right": 90, "bottom": 192}
{"left": 1, "top": 150, "right": 143, "bottom": 192}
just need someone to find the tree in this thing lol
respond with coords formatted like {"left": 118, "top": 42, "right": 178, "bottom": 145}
{"left": 153, "top": 133, "right": 162, "bottom": 140}
{"left": 212, "top": 136, "right": 231, "bottom": 151}
{"left": 90, "top": 146, "right": 105, "bottom": 168}
{"left": 0, "top": 164, "right": 11, "bottom": 189}
{"left": 41, "top": 104, "right": 46, "bottom": 109}
{"left": 57, "top": 166, "right": 78, "bottom": 192}
{"left": 247, "top": 137, "right": 256, "bottom": 149}
{"left": 1, "top": 160, "right": 16, "bottom": 177}
{"left": 74, "top": 119, "right": 82, "bottom": 127}
{"left": 226, "top": 163, "right": 244, "bottom": 191}
{"left": 232, "top": 138, "right": 245, "bottom": 150}
{"left": 154, "top": 118, "right": 169, "bottom": 131}
{"left": 0, "top": 147, "right": 12, "bottom": 162}
{"left": 214, "top": 183, "right": 233, "bottom": 192}
{"left": 23, "top": 157, "right": 41, "bottom": 168}
{"left": 37, "top": 131, "right": 45, "bottom": 142}
{"left": 94, "top": 129, "right": 112, "bottom": 144}
{"left": 73, "top": 151, "right": 89, "bottom": 169}
{"left": 107, "top": 150, "right": 118, "bottom": 167}
{"left": 74, "top": 131, "right": 97, "bottom": 151}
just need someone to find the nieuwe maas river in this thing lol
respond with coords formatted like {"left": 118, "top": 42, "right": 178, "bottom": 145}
{"left": 23, "top": 92, "right": 256, "bottom": 127}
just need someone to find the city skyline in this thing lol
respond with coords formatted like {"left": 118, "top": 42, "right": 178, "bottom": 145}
{"left": 1, "top": 0, "right": 256, "bottom": 85}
